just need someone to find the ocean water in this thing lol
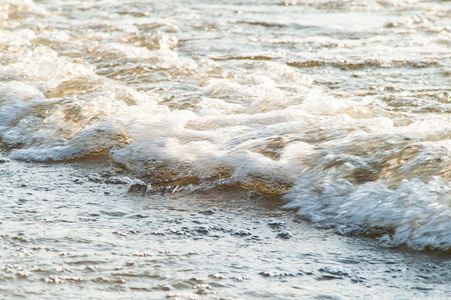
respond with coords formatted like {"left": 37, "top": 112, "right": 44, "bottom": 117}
{"left": 1, "top": 0, "right": 451, "bottom": 298}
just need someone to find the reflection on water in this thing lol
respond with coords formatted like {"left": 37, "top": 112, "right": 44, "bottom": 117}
{"left": 1, "top": 158, "right": 451, "bottom": 299}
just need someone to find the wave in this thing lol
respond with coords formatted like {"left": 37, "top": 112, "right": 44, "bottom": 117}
{"left": 2, "top": 69, "right": 451, "bottom": 251}
{"left": 1, "top": 0, "right": 451, "bottom": 251}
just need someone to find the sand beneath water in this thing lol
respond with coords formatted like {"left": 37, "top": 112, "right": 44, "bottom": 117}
{"left": 1, "top": 154, "right": 450, "bottom": 299}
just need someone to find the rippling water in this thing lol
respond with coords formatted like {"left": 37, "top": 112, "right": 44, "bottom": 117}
{"left": 1, "top": 0, "right": 451, "bottom": 298}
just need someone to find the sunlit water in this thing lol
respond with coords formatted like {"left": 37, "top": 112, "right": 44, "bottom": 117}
{"left": 1, "top": 0, "right": 451, "bottom": 298}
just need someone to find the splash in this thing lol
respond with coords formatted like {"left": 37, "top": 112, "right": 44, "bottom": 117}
{"left": 1, "top": 0, "right": 451, "bottom": 251}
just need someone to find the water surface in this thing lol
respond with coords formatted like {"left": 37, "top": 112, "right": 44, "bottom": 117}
{"left": 1, "top": 0, "right": 451, "bottom": 298}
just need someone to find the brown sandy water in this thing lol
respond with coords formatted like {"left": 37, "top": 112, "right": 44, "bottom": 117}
{"left": 1, "top": 155, "right": 451, "bottom": 299}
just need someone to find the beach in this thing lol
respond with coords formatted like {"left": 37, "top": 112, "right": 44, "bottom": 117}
{"left": 1, "top": 155, "right": 451, "bottom": 299}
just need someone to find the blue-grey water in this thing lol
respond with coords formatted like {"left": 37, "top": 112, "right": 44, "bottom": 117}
{"left": 1, "top": 0, "right": 451, "bottom": 298}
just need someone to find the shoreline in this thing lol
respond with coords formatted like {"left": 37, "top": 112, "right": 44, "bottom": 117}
{"left": 1, "top": 156, "right": 451, "bottom": 299}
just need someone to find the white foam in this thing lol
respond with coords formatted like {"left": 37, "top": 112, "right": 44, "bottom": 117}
{"left": 0, "top": 29, "right": 35, "bottom": 45}
{"left": 0, "top": 46, "right": 97, "bottom": 92}
{"left": 35, "top": 30, "right": 72, "bottom": 43}
{"left": 0, "top": 81, "right": 47, "bottom": 128}
{"left": 1, "top": 0, "right": 451, "bottom": 252}
{"left": 284, "top": 177, "right": 451, "bottom": 250}
{"left": 5, "top": 82, "right": 164, "bottom": 161}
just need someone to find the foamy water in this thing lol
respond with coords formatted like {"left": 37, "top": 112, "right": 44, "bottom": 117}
{"left": 1, "top": 0, "right": 451, "bottom": 255}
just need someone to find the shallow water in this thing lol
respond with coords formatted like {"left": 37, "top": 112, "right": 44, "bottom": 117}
{"left": 1, "top": 156, "right": 451, "bottom": 299}
{"left": 1, "top": 0, "right": 451, "bottom": 298}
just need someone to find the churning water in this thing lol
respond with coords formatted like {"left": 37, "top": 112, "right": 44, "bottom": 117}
{"left": 1, "top": 0, "right": 451, "bottom": 298}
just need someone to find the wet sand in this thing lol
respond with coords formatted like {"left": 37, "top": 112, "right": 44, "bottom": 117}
{"left": 1, "top": 154, "right": 451, "bottom": 299}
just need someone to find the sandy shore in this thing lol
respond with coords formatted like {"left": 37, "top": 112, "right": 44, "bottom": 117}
{"left": 1, "top": 154, "right": 451, "bottom": 299}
